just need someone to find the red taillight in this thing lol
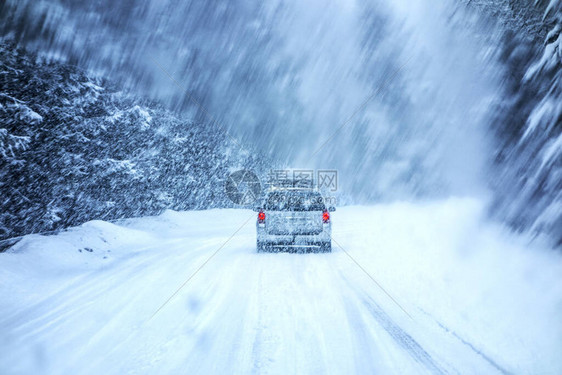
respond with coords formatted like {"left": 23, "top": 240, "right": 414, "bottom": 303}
{"left": 322, "top": 210, "right": 330, "bottom": 223}
{"left": 258, "top": 211, "right": 265, "bottom": 223}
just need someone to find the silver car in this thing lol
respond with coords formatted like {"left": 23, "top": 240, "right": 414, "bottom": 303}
{"left": 255, "top": 188, "right": 335, "bottom": 253}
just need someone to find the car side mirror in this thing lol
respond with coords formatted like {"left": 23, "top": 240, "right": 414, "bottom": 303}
{"left": 253, "top": 207, "right": 262, "bottom": 212}
{"left": 328, "top": 206, "right": 336, "bottom": 212}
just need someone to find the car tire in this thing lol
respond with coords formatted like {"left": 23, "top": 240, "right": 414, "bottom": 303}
{"left": 257, "top": 241, "right": 266, "bottom": 253}
{"left": 321, "top": 242, "right": 332, "bottom": 253}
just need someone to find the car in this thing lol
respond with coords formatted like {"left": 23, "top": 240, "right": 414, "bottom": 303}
{"left": 254, "top": 188, "right": 335, "bottom": 253}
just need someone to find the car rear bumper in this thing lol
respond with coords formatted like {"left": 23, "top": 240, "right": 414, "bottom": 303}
{"left": 260, "top": 243, "right": 327, "bottom": 252}
{"left": 257, "top": 225, "right": 331, "bottom": 249}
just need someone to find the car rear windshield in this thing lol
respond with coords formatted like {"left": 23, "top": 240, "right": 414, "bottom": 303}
{"left": 263, "top": 191, "right": 326, "bottom": 211}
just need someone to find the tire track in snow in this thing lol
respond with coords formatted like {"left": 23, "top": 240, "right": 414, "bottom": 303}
{"left": 416, "top": 308, "right": 512, "bottom": 375}
{"left": 337, "top": 267, "right": 446, "bottom": 374}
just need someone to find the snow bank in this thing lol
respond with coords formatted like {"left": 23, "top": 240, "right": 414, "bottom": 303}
{"left": 1, "top": 220, "right": 155, "bottom": 284}
{"left": 336, "top": 198, "right": 562, "bottom": 374}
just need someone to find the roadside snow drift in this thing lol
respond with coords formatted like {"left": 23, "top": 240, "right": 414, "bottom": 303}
{"left": 1, "top": 198, "right": 561, "bottom": 374}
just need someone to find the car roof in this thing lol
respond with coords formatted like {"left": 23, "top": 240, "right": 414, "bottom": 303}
{"left": 266, "top": 187, "right": 320, "bottom": 193}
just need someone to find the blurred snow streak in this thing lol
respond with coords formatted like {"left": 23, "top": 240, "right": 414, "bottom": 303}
{"left": 0, "top": 0, "right": 560, "bottom": 245}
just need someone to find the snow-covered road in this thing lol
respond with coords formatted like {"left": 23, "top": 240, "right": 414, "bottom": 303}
{"left": 1, "top": 198, "right": 561, "bottom": 374}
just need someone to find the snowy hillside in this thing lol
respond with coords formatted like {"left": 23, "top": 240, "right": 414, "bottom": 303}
{"left": 0, "top": 42, "right": 269, "bottom": 243}
{"left": 488, "top": 0, "right": 562, "bottom": 246}
{"left": 1, "top": 200, "right": 561, "bottom": 374}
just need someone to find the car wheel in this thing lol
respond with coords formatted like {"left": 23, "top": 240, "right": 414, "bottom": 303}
{"left": 257, "top": 241, "right": 266, "bottom": 253}
{"left": 321, "top": 242, "right": 332, "bottom": 253}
